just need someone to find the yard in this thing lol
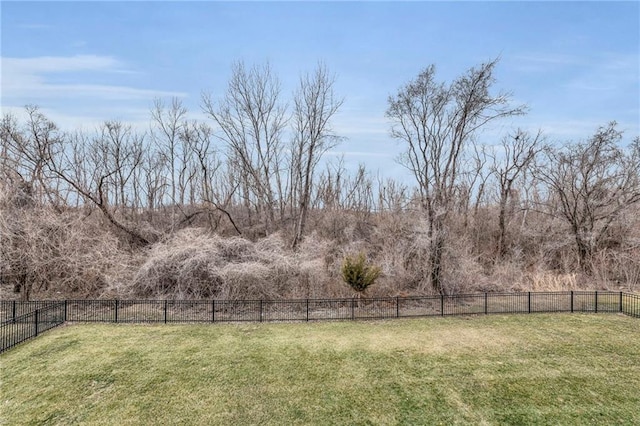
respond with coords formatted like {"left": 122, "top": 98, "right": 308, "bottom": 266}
{"left": 1, "top": 314, "right": 639, "bottom": 425}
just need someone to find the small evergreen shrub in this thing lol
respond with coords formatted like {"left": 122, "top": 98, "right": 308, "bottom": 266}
{"left": 341, "top": 252, "right": 381, "bottom": 296}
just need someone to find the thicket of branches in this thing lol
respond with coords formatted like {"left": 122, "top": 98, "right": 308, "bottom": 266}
{"left": 1, "top": 60, "right": 639, "bottom": 300}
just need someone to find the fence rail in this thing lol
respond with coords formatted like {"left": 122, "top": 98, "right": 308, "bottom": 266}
{"left": 1, "top": 302, "right": 66, "bottom": 353}
{"left": 2, "top": 291, "right": 639, "bottom": 353}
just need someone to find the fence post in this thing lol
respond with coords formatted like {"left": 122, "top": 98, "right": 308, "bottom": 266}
{"left": 595, "top": 291, "right": 598, "bottom": 313}
{"left": 34, "top": 309, "right": 39, "bottom": 337}
{"left": 484, "top": 293, "right": 488, "bottom": 315}
{"left": 528, "top": 292, "right": 531, "bottom": 314}
{"left": 259, "top": 300, "right": 263, "bottom": 322}
{"left": 351, "top": 298, "right": 355, "bottom": 320}
{"left": 212, "top": 300, "right": 215, "bottom": 323}
{"left": 441, "top": 294, "right": 444, "bottom": 316}
{"left": 619, "top": 291, "right": 623, "bottom": 313}
{"left": 164, "top": 300, "right": 168, "bottom": 324}
{"left": 571, "top": 291, "right": 574, "bottom": 313}
{"left": 64, "top": 300, "right": 67, "bottom": 322}
{"left": 114, "top": 300, "right": 119, "bottom": 323}
{"left": 306, "top": 299, "right": 309, "bottom": 322}
{"left": 396, "top": 297, "right": 400, "bottom": 318}
{"left": 12, "top": 300, "right": 16, "bottom": 320}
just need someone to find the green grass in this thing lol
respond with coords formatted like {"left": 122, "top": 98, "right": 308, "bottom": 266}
{"left": 1, "top": 314, "right": 639, "bottom": 425}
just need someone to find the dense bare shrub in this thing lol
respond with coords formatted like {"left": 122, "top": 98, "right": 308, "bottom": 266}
{"left": 526, "top": 271, "right": 579, "bottom": 291}
{"left": 439, "top": 237, "right": 490, "bottom": 294}
{"left": 290, "top": 232, "right": 336, "bottom": 297}
{"left": 366, "top": 214, "right": 436, "bottom": 294}
{"left": 0, "top": 203, "right": 128, "bottom": 299}
{"left": 129, "top": 230, "right": 315, "bottom": 299}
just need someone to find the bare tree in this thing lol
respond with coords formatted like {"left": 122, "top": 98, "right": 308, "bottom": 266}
{"left": 47, "top": 129, "right": 151, "bottom": 247}
{"left": 179, "top": 120, "right": 242, "bottom": 234}
{"left": 460, "top": 142, "right": 491, "bottom": 229}
{"left": 1, "top": 106, "right": 63, "bottom": 208}
{"left": 536, "top": 122, "right": 640, "bottom": 272}
{"left": 151, "top": 97, "right": 188, "bottom": 220}
{"left": 203, "top": 61, "right": 289, "bottom": 234}
{"left": 490, "top": 129, "right": 542, "bottom": 259}
{"left": 290, "top": 64, "right": 344, "bottom": 248}
{"left": 95, "top": 121, "right": 144, "bottom": 210}
{"left": 315, "top": 160, "right": 374, "bottom": 214}
{"left": 376, "top": 175, "right": 410, "bottom": 213}
{"left": 386, "top": 59, "right": 525, "bottom": 293}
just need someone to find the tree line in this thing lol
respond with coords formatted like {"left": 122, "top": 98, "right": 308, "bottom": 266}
{"left": 2, "top": 59, "right": 639, "bottom": 297}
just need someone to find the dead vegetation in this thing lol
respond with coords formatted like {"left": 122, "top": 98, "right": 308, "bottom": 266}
{"left": 2, "top": 60, "right": 639, "bottom": 300}
{"left": 130, "top": 230, "right": 297, "bottom": 299}
{"left": 1, "top": 199, "right": 639, "bottom": 301}
{"left": 1, "top": 163, "right": 639, "bottom": 301}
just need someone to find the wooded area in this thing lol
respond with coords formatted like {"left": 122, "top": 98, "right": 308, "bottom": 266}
{"left": 2, "top": 60, "right": 639, "bottom": 300}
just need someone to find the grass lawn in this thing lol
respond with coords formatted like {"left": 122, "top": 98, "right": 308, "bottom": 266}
{"left": 1, "top": 314, "right": 639, "bottom": 425}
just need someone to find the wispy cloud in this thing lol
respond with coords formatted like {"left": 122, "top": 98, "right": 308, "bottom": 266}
{"left": 515, "top": 53, "right": 580, "bottom": 66}
{"left": 1, "top": 55, "right": 186, "bottom": 101}
{"left": 510, "top": 53, "right": 582, "bottom": 72}
{"left": 332, "top": 112, "right": 389, "bottom": 137}
{"left": 9, "top": 82, "right": 185, "bottom": 101}
{"left": 326, "top": 150, "right": 392, "bottom": 158}
{"left": 5, "top": 54, "right": 125, "bottom": 73}
{"left": 1, "top": 104, "right": 155, "bottom": 133}
{"left": 564, "top": 52, "right": 639, "bottom": 92}
{"left": 522, "top": 117, "right": 638, "bottom": 141}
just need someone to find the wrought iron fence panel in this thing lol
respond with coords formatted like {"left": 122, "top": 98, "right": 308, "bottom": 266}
{"left": 1, "top": 302, "right": 65, "bottom": 353}
{"left": 261, "top": 300, "right": 307, "bottom": 322}
{"left": 623, "top": 293, "right": 639, "bottom": 318}
{"left": 485, "top": 293, "right": 526, "bottom": 314}
{"left": 66, "top": 300, "right": 116, "bottom": 322}
{"left": 117, "top": 300, "right": 164, "bottom": 323}
{"left": 529, "top": 292, "right": 570, "bottom": 313}
{"left": 397, "top": 296, "right": 442, "bottom": 317}
{"left": 3, "top": 291, "right": 639, "bottom": 353}
{"left": 214, "top": 300, "right": 261, "bottom": 322}
{"left": 307, "top": 299, "right": 352, "bottom": 321}
{"left": 572, "top": 291, "right": 597, "bottom": 312}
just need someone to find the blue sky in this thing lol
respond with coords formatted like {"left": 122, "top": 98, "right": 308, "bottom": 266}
{"left": 1, "top": 1, "right": 639, "bottom": 181}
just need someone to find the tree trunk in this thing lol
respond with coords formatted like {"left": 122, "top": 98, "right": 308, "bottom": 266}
{"left": 291, "top": 168, "right": 312, "bottom": 249}
{"left": 428, "top": 213, "right": 446, "bottom": 294}
{"left": 575, "top": 235, "right": 593, "bottom": 274}
{"left": 429, "top": 233, "right": 445, "bottom": 295}
{"left": 496, "top": 192, "right": 508, "bottom": 260}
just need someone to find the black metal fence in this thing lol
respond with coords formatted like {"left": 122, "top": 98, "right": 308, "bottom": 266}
{"left": 2, "top": 291, "right": 639, "bottom": 353}
{"left": 626, "top": 292, "right": 640, "bottom": 318}
{"left": 1, "top": 301, "right": 66, "bottom": 353}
